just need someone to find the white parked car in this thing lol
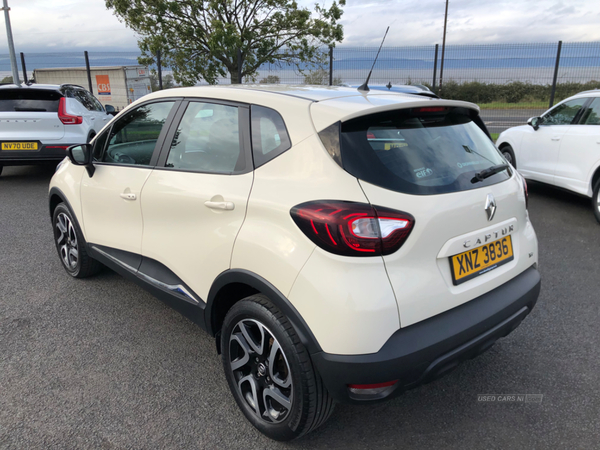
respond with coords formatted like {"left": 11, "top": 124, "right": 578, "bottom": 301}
{"left": 497, "top": 90, "right": 600, "bottom": 222}
{"left": 49, "top": 86, "right": 540, "bottom": 440}
{"left": 0, "top": 83, "right": 114, "bottom": 176}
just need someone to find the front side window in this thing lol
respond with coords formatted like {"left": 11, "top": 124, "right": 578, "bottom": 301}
{"left": 581, "top": 98, "right": 600, "bottom": 125}
{"left": 250, "top": 105, "right": 291, "bottom": 167}
{"left": 339, "top": 107, "right": 510, "bottom": 195}
{"left": 102, "top": 101, "right": 175, "bottom": 166}
{"left": 542, "top": 98, "right": 588, "bottom": 126}
{"left": 165, "top": 101, "right": 244, "bottom": 173}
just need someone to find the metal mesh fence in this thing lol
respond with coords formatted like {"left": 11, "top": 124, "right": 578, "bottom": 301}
{"left": 2, "top": 41, "right": 599, "bottom": 134}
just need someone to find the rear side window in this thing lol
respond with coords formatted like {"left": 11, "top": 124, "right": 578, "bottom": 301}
{"left": 165, "top": 101, "right": 246, "bottom": 174}
{"left": 0, "top": 88, "right": 61, "bottom": 112}
{"left": 250, "top": 105, "right": 291, "bottom": 167}
{"left": 337, "top": 107, "right": 510, "bottom": 195}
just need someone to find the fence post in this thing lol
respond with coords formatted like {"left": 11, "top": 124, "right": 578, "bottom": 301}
{"left": 432, "top": 44, "right": 439, "bottom": 93}
{"left": 549, "top": 40, "right": 563, "bottom": 109}
{"left": 157, "top": 50, "right": 163, "bottom": 90}
{"left": 84, "top": 51, "right": 93, "bottom": 94}
{"left": 20, "top": 52, "right": 27, "bottom": 83}
{"left": 237, "top": 49, "right": 243, "bottom": 84}
{"left": 329, "top": 46, "right": 333, "bottom": 86}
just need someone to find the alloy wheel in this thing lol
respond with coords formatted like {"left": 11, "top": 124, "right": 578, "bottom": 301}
{"left": 503, "top": 151, "right": 513, "bottom": 165}
{"left": 228, "top": 318, "right": 293, "bottom": 423}
{"left": 56, "top": 212, "right": 79, "bottom": 270}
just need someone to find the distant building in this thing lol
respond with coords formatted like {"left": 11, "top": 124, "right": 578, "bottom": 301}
{"left": 33, "top": 65, "right": 151, "bottom": 110}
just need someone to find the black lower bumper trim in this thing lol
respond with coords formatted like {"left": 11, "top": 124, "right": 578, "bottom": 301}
{"left": 310, "top": 266, "right": 541, "bottom": 404}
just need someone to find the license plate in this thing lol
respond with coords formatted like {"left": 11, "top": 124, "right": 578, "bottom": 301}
{"left": 450, "top": 236, "right": 514, "bottom": 285}
{"left": 1, "top": 142, "right": 39, "bottom": 151}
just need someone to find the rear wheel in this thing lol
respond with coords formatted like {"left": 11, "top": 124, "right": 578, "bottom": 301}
{"left": 592, "top": 179, "right": 600, "bottom": 224}
{"left": 501, "top": 145, "right": 516, "bottom": 168}
{"left": 221, "top": 295, "right": 334, "bottom": 441}
{"left": 52, "top": 203, "right": 102, "bottom": 278}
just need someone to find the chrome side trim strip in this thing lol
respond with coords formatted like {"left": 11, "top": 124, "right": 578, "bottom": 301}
{"left": 137, "top": 271, "right": 199, "bottom": 304}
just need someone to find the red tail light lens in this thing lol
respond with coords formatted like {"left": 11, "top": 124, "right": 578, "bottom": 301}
{"left": 58, "top": 97, "right": 83, "bottom": 125}
{"left": 290, "top": 201, "right": 415, "bottom": 257}
{"left": 412, "top": 106, "right": 448, "bottom": 113}
{"left": 522, "top": 177, "right": 528, "bottom": 209}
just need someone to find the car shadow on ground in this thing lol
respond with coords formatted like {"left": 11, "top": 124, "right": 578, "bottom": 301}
{"left": 0, "top": 164, "right": 58, "bottom": 182}
{"left": 526, "top": 180, "right": 590, "bottom": 208}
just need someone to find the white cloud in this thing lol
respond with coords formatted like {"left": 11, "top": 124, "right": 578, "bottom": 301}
{"left": 0, "top": 0, "right": 599, "bottom": 53}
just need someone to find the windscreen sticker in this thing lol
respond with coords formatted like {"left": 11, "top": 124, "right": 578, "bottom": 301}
{"left": 457, "top": 161, "right": 486, "bottom": 169}
{"left": 414, "top": 167, "right": 434, "bottom": 178}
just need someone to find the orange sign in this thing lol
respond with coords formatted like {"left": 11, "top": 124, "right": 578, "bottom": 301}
{"left": 96, "top": 75, "right": 111, "bottom": 100}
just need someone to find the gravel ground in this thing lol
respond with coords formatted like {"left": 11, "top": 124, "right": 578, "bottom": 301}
{"left": 1, "top": 165, "right": 599, "bottom": 449}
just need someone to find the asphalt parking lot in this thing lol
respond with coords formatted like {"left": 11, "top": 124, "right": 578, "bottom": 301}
{"left": 1, "top": 165, "right": 599, "bottom": 449}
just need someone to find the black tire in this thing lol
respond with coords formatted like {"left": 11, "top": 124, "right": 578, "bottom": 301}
{"left": 0, "top": 165, "right": 3, "bottom": 177}
{"left": 592, "top": 179, "right": 600, "bottom": 224}
{"left": 87, "top": 133, "right": 96, "bottom": 144}
{"left": 221, "top": 295, "right": 334, "bottom": 441}
{"left": 501, "top": 145, "right": 516, "bottom": 168}
{"left": 52, "top": 203, "right": 102, "bottom": 278}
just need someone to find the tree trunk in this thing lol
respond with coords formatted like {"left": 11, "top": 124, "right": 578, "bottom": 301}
{"left": 230, "top": 68, "right": 240, "bottom": 84}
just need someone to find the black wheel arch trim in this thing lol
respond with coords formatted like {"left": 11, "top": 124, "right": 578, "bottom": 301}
{"left": 49, "top": 187, "right": 81, "bottom": 227}
{"left": 206, "top": 269, "right": 323, "bottom": 354}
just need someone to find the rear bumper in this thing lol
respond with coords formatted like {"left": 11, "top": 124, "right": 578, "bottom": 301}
{"left": 0, "top": 143, "right": 75, "bottom": 165}
{"left": 310, "top": 265, "right": 541, "bottom": 404}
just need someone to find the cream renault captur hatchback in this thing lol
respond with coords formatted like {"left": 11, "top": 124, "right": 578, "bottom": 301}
{"left": 49, "top": 85, "right": 541, "bottom": 441}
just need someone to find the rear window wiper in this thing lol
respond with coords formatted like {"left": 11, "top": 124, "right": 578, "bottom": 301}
{"left": 471, "top": 164, "right": 510, "bottom": 183}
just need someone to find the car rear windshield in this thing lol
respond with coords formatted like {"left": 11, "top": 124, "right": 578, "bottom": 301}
{"left": 0, "top": 88, "right": 62, "bottom": 112}
{"left": 338, "top": 107, "right": 510, "bottom": 195}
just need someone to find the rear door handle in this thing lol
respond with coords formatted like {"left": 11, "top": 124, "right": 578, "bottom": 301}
{"left": 551, "top": 136, "right": 560, "bottom": 141}
{"left": 204, "top": 201, "right": 235, "bottom": 210}
{"left": 120, "top": 192, "right": 137, "bottom": 201}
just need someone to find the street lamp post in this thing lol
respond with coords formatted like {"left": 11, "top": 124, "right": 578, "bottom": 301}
{"left": 1, "top": 0, "right": 20, "bottom": 85}
{"left": 439, "top": 0, "right": 449, "bottom": 96}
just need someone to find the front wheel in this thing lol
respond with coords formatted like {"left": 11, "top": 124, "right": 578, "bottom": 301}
{"left": 592, "top": 179, "right": 600, "bottom": 224}
{"left": 221, "top": 295, "right": 334, "bottom": 441}
{"left": 501, "top": 145, "right": 516, "bottom": 168}
{"left": 52, "top": 203, "right": 102, "bottom": 278}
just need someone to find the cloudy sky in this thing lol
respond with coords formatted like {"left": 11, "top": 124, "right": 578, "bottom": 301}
{"left": 1, "top": 0, "right": 600, "bottom": 52}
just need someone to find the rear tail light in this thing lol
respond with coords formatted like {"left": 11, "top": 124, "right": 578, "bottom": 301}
{"left": 290, "top": 201, "right": 415, "bottom": 257}
{"left": 58, "top": 97, "right": 83, "bottom": 125}
{"left": 45, "top": 145, "right": 70, "bottom": 150}
{"left": 412, "top": 106, "right": 448, "bottom": 113}
{"left": 522, "top": 177, "right": 528, "bottom": 209}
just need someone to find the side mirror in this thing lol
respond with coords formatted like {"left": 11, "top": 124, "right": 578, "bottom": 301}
{"left": 527, "top": 117, "right": 541, "bottom": 130}
{"left": 105, "top": 104, "right": 117, "bottom": 116}
{"left": 67, "top": 144, "right": 95, "bottom": 177}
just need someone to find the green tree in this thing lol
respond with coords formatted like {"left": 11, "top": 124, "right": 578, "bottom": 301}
{"left": 106, "top": 0, "right": 345, "bottom": 85}
{"left": 302, "top": 68, "right": 342, "bottom": 85}
{"left": 149, "top": 72, "right": 175, "bottom": 91}
{"left": 259, "top": 75, "right": 281, "bottom": 84}
{"left": 1, "top": 76, "right": 13, "bottom": 84}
